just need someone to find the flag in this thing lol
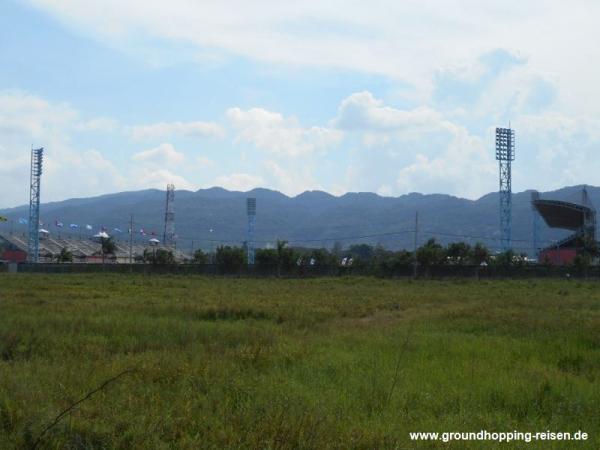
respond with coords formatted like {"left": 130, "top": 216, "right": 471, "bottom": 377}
{"left": 69, "top": 224, "right": 79, "bottom": 229}
{"left": 18, "top": 218, "right": 28, "bottom": 225}
{"left": 113, "top": 227, "right": 122, "bottom": 233}
{"left": 85, "top": 224, "right": 92, "bottom": 230}
{"left": 55, "top": 220, "right": 64, "bottom": 228}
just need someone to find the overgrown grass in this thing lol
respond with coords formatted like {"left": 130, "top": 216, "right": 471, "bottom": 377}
{"left": 1, "top": 275, "right": 599, "bottom": 449}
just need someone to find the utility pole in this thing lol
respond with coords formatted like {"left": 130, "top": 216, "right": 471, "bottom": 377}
{"left": 413, "top": 211, "right": 419, "bottom": 278}
{"left": 129, "top": 214, "right": 134, "bottom": 264}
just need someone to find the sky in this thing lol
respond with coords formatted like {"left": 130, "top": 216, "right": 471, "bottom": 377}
{"left": 1, "top": 0, "right": 600, "bottom": 207}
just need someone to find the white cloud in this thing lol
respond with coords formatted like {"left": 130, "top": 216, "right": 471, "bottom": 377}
{"left": 0, "top": 91, "right": 195, "bottom": 206}
{"left": 213, "top": 173, "right": 265, "bottom": 191}
{"left": 334, "top": 91, "right": 450, "bottom": 135}
{"left": 263, "top": 160, "right": 322, "bottom": 196}
{"left": 132, "top": 167, "right": 196, "bottom": 191}
{"left": 132, "top": 142, "right": 185, "bottom": 166}
{"left": 25, "top": 0, "right": 600, "bottom": 114}
{"left": 395, "top": 127, "right": 494, "bottom": 198}
{"left": 0, "top": 90, "right": 78, "bottom": 138}
{"left": 77, "top": 117, "right": 119, "bottom": 132}
{"left": 196, "top": 156, "right": 215, "bottom": 168}
{"left": 227, "top": 107, "right": 341, "bottom": 156}
{"left": 129, "top": 121, "right": 224, "bottom": 140}
{"left": 0, "top": 91, "right": 120, "bottom": 206}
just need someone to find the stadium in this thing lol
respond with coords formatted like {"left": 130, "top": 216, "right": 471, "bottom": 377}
{"left": 0, "top": 231, "right": 189, "bottom": 264}
{"left": 532, "top": 188, "right": 597, "bottom": 265}
{"left": 1, "top": 130, "right": 599, "bottom": 269}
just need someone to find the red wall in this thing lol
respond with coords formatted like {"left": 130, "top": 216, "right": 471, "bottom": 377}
{"left": 539, "top": 248, "right": 577, "bottom": 266}
{"left": 1, "top": 249, "right": 27, "bottom": 263}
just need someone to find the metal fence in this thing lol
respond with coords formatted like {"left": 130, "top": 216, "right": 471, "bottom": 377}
{"left": 3, "top": 262, "right": 599, "bottom": 279}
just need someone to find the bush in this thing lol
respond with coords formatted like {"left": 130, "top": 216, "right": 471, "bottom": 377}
{"left": 255, "top": 248, "right": 278, "bottom": 269}
{"left": 193, "top": 249, "right": 208, "bottom": 264}
{"left": 144, "top": 248, "right": 175, "bottom": 265}
{"left": 215, "top": 246, "right": 245, "bottom": 273}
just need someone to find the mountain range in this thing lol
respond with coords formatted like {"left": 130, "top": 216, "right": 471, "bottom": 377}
{"left": 1, "top": 185, "right": 596, "bottom": 255}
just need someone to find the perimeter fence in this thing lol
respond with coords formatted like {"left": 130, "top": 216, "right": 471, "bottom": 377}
{"left": 5, "top": 262, "right": 600, "bottom": 279}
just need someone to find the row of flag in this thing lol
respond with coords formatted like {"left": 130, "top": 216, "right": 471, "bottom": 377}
{"left": 11, "top": 217, "right": 159, "bottom": 237}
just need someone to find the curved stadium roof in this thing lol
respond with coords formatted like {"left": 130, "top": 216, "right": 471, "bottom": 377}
{"left": 533, "top": 199, "right": 594, "bottom": 230}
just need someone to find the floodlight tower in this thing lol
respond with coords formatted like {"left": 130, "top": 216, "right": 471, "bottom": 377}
{"left": 163, "top": 183, "right": 175, "bottom": 246}
{"left": 247, "top": 197, "right": 256, "bottom": 265}
{"left": 495, "top": 127, "right": 515, "bottom": 251}
{"left": 531, "top": 191, "right": 541, "bottom": 259}
{"left": 28, "top": 147, "right": 44, "bottom": 262}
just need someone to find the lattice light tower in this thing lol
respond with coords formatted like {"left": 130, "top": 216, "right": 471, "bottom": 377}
{"left": 247, "top": 197, "right": 256, "bottom": 265}
{"left": 163, "top": 183, "right": 175, "bottom": 246}
{"left": 495, "top": 127, "right": 515, "bottom": 251}
{"left": 531, "top": 190, "right": 541, "bottom": 259}
{"left": 28, "top": 147, "right": 44, "bottom": 262}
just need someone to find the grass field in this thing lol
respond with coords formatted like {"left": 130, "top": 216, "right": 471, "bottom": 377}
{"left": 1, "top": 275, "right": 599, "bottom": 449}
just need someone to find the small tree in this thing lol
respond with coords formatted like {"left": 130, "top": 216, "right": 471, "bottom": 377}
{"left": 215, "top": 245, "right": 245, "bottom": 273}
{"left": 470, "top": 242, "right": 490, "bottom": 266}
{"left": 573, "top": 253, "right": 592, "bottom": 276}
{"left": 255, "top": 248, "right": 278, "bottom": 270}
{"left": 309, "top": 248, "right": 338, "bottom": 267}
{"left": 275, "top": 240, "right": 297, "bottom": 276}
{"left": 446, "top": 242, "right": 471, "bottom": 265}
{"left": 417, "top": 239, "right": 446, "bottom": 267}
{"left": 493, "top": 249, "right": 527, "bottom": 268}
{"left": 348, "top": 244, "right": 375, "bottom": 261}
{"left": 193, "top": 249, "right": 208, "bottom": 264}
{"left": 377, "top": 249, "right": 413, "bottom": 276}
{"left": 100, "top": 237, "right": 116, "bottom": 264}
{"left": 57, "top": 247, "right": 73, "bottom": 263}
{"left": 143, "top": 248, "right": 176, "bottom": 265}
{"left": 154, "top": 248, "right": 175, "bottom": 265}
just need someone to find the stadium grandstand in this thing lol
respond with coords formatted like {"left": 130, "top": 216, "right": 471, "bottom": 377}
{"left": 0, "top": 232, "right": 189, "bottom": 263}
{"left": 532, "top": 187, "right": 597, "bottom": 265}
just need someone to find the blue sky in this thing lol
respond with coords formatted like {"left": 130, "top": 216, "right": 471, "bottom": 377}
{"left": 1, "top": 0, "right": 600, "bottom": 207}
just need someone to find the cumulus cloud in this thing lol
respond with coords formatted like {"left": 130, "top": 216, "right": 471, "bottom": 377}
{"left": 132, "top": 142, "right": 185, "bottom": 166}
{"left": 0, "top": 90, "right": 78, "bottom": 138}
{"left": 0, "top": 91, "right": 196, "bottom": 206}
{"left": 213, "top": 173, "right": 265, "bottom": 192}
{"left": 0, "top": 91, "right": 127, "bottom": 206}
{"left": 227, "top": 107, "right": 341, "bottom": 156}
{"left": 263, "top": 160, "right": 322, "bottom": 196}
{"left": 395, "top": 127, "right": 494, "bottom": 198}
{"left": 129, "top": 121, "right": 224, "bottom": 140}
{"left": 333, "top": 91, "right": 449, "bottom": 135}
{"left": 131, "top": 167, "right": 196, "bottom": 191}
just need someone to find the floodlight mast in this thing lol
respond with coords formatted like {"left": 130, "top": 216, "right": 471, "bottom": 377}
{"left": 27, "top": 147, "right": 44, "bottom": 262}
{"left": 163, "top": 184, "right": 175, "bottom": 246}
{"left": 495, "top": 127, "right": 515, "bottom": 252}
{"left": 247, "top": 198, "right": 256, "bottom": 265}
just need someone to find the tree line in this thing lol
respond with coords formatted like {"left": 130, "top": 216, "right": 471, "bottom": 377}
{"left": 49, "top": 235, "right": 600, "bottom": 275}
